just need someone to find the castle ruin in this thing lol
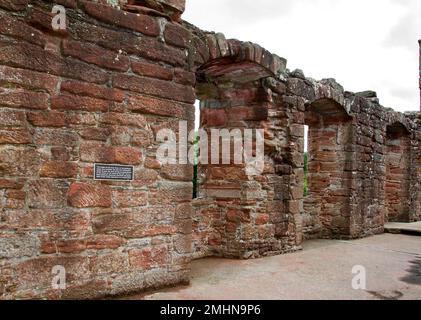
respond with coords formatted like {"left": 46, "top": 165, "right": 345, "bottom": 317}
{"left": 0, "top": 0, "right": 420, "bottom": 299}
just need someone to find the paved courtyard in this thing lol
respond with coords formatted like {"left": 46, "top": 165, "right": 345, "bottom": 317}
{"left": 125, "top": 234, "right": 421, "bottom": 300}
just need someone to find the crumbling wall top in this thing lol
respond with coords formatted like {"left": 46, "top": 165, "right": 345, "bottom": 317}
{"left": 94, "top": 0, "right": 185, "bottom": 21}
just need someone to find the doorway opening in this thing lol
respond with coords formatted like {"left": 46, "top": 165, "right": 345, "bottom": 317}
{"left": 385, "top": 123, "right": 411, "bottom": 222}
{"left": 303, "top": 98, "right": 353, "bottom": 239}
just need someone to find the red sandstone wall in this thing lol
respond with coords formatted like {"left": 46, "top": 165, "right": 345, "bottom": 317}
{"left": 286, "top": 78, "right": 421, "bottom": 240}
{"left": 0, "top": 0, "right": 194, "bottom": 299}
{"left": 195, "top": 78, "right": 301, "bottom": 259}
{"left": 0, "top": 0, "right": 290, "bottom": 299}
{"left": 0, "top": 0, "right": 420, "bottom": 301}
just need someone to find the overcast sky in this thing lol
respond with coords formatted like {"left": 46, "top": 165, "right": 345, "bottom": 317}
{"left": 184, "top": 0, "right": 421, "bottom": 113}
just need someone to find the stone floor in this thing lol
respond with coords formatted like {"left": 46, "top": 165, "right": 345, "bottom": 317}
{"left": 385, "top": 222, "right": 421, "bottom": 235}
{"left": 124, "top": 234, "right": 421, "bottom": 300}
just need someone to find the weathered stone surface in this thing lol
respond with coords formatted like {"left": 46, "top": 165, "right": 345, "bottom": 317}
{"left": 52, "top": 94, "right": 112, "bottom": 112}
{"left": 0, "top": 109, "right": 26, "bottom": 127}
{"left": 174, "top": 234, "right": 192, "bottom": 254}
{"left": 0, "top": 147, "right": 41, "bottom": 176}
{"left": 0, "top": 235, "right": 39, "bottom": 259}
{"left": 67, "top": 183, "right": 112, "bottom": 208}
{"left": 61, "top": 80, "right": 125, "bottom": 102}
{"left": 100, "top": 112, "right": 147, "bottom": 128}
{"left": 80, "top": 142, "right": 142, "bottom": 165}
{"left": 164, "top": 23, "right": 191, "bottom": 48}
{"left": 27, "top": 111, "right": 68, "bottom": 128}
{"left": 62, "top": 40, "right": 130, "bottom": 72}
{"left": 69, "top": 20, "right": 186, "bottom": 66}
{"left": 0, "top": 11, "right": 46, "bottom": 47}
{"left": 131, "top": 60, "right": 173, "bottom": 80}
{"left": 40, "top": 161, "right": 78, "bottom": 178}
{"left": 113, "top": 74, "right": 195, "bottom": 104}
{"left": 0, "top": 88, "right": 49, "bottom": 110}
{"left": 80, "top": 127, "right": 111, "bottom": 142}
{"left": 33, "top": 129, "right": 79, "bottom": 146}
{"left": 27, "top": 180, "right": 68, "bottom": 209}
{"left": 113, "top": 190, "right": 148, "bottom": 208}
{"left": 0, "top": 0, "right": 420, "bottom": 301}
{"left": 0, "top": 0, "right": 28, "bottom": 11}
{"left": 0, "top": 41, "right": 109, "bottom": 84}
{"left": 128, "top": 95, "right": 191, "bottom": 119}
{"left": 0, "top": 128, "right": 31, "bottom": 144}
{"left": 161, "top": 164, "right": 193, "bottom": 181}
{"left": 82, "top": 1, "right": 160, "bottom": 37}
{"left": 129, "top": 246, "right": 169, "bottom": 270}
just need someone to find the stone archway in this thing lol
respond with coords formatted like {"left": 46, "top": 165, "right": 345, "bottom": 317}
{"left": 187, "top": 33, "right": 302, "bottom": 259}
{"left": 303, "top": 98, "right": 353, "bottom": 239}
{"left": 385, "top": 122, "right": 411, "bottom": 222}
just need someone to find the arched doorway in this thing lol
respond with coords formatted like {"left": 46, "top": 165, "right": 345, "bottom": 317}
{"left": 188, "top": 33, "right": 299, "bottom": 259}
{"left": 303, "top": 98, "right": 353, "bottom": 239}
{"left": 385, "top": 122, "right": 411, "bottom": 222}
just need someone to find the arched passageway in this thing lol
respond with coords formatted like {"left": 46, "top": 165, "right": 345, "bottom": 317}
{"left": 385, "top": 122, "right": 411, "bottom": 222}
{"left": 303, "top": 98, "right": 353, "bottom": 239}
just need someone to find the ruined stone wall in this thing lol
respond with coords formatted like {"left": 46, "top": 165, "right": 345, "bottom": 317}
{"left": 285, "top": 76, "right": 421, "bottom": 240}
{"left": 192, "top": 61, "right": 421, "bottom": 253}
{"left": 0, "top": 0, "right": 294, "bottom": 299}
{"left": 0, "top": 0, "right": 420, "bottom": 300}
{"left": 194, "top": 77, "right": 302, "bottom": 259}
{"left": 0, "top": 0, "right": 195, "bottom": 299}
{"left": 346, "top": 94, "right": 421, "bottom": 236}
{"left": 348, "top": 93, "right": 397, "bottom": 237}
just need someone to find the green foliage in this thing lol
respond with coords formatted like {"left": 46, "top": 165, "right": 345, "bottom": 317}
{"left": 304, "top": 152, "right": 309, "bottom": 196}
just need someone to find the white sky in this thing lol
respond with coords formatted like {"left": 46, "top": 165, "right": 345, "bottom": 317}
{"left": 185, "top": 0, "right": 421, "bottom": 113}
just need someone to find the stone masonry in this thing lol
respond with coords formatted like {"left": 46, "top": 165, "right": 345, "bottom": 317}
{"left": 0, "top": 0, "right": 420, "bottom": 299}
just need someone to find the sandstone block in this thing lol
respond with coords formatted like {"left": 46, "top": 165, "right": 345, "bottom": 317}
{"left": 67, "top": 183, "right": 112, "bottom": 208}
